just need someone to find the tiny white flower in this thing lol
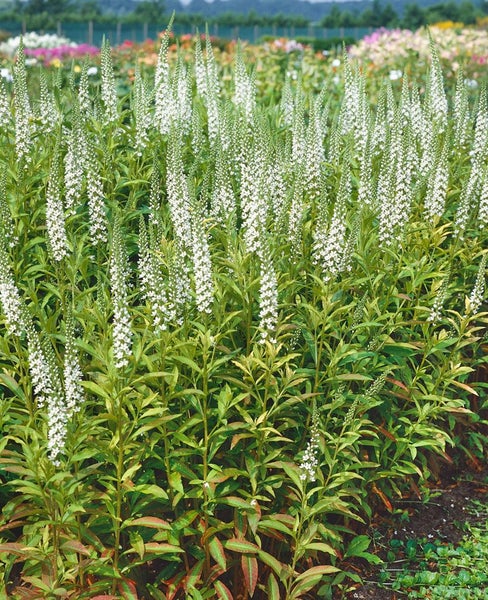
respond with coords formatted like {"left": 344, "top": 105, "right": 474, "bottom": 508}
{"left": 389, "top": 69, "right": 402, "bottom": 81}
{"left": 331, "top": 58, "right": 341, "bottom": 67}
{"left": 0, "top": 68, "right": 12, "bottom": 82}
{"left": 87, "top": 66, "right": 98, "bottom": 76}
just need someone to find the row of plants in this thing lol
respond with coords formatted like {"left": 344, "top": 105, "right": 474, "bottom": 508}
{"left": 0, "top": 24, "right": 487, "bottom": 599}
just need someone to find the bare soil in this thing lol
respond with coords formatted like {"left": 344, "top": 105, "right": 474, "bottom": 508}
{"left": 345, "top": 461, "right": 488, "bottom": 599}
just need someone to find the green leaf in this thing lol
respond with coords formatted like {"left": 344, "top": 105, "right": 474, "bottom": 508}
{"left": 344, "top": 535, "right": 371, "bottom": 558}
{"left": 144, "top": 543, "right": 184, "bottom": 555}
{"left": 305, "top": 542, "right": 338, "bottom": 556}
{"left": 208, "top": 536, "right": 227, "bottom": 571}
{"left": 118, "top": 578, "right": 138, "bottom": 600}
{"left": 214, "top": 580, "right": 233, "bottom": 600}
{"left": 267, "top": 573, "right": 280, "bottom": 600}
{"left": 60, "top": 540, "right": 92, "bottom": 557}
{"left": 241, "top": 554, "right": 258, "bottom": 597}
{"left": 123, "top": 517, "right": 170, "bottom": 530}
{"left": 290, "top": 565, "right": 340, "bottom": 598}
{"left": 130, "top": 484, "right": 168, "bottom": 500}
{"left": 257, "top": 549, "right": 286, "bottom": 577}
{"left": 223, "top": 538, "right": 259, "bottom": 554}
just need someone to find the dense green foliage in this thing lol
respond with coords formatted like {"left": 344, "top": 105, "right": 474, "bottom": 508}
{"left": 0, "top": 30, "right": 486, "bottom": 599}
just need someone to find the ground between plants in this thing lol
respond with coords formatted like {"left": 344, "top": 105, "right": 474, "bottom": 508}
{"left": 347, "top": 461, "right": 488, "bottom": 599}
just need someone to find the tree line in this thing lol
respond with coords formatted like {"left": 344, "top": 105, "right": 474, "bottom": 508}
{"left": 1, "top": 0, "right": 487, "bottom": 31}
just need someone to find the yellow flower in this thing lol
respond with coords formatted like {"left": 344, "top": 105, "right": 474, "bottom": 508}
{"left": 50, "top": 58, "right": 62, "bottom": 68}
{"left": 73, "top": 65, "right": 81, "bottom": 73}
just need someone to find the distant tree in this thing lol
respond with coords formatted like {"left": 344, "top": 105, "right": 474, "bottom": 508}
{"left": 401, "top": 3, "right": 426, "bottom": 29}
{"left": 381, "top": 3, "right": 399, "bottom": 26}
{"left": 77, "top": 0, "right": 102, "bottom": 18}
{"left": 132, "top": 0, "right": 166, "bottom": 22}
{"left": 339, "top": 10, "right": 358, "bottom": 27}
{"left": 23, "top": 0, "right": 70, "bottom": 15}
{"left": 320, "top": 5, "right": 342, "bottom": 28}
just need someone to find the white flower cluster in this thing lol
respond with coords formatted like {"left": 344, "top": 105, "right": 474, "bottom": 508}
{"left": 134, "top": 68, "right": 152, "bottom": 156}
{"left": 467, "top": 254, "right": 487, "bottom": 315}
{"left": 299, "top": 407, "right": 320, "bottom": 483}
{"left": 234, "top": 49, "right": 255, "bottom": 123}
{"left": 64, "top": 321, "right": 85, "bottom": 415}
{"left": 101, "top": 40, "right": 118, "bottom": 126}
{"left": 313, "top": 166, "right": 351, "bottom": 282}
{"left": 191, "top": 216, "right": 213, "bottom": 315}
{"left": 258, "top": 244, "right": 278, "bottom": 344}
{"left": 428, "top": 273, "right": 450, "bottom": 323}
{"left": 46, "top": 152, "right": 69, "bottom": 262}
{"left": 0, "top": 246, "right": 24, "bottom": 337}
{"left": 0, "top": 32, "right": 76, "bottom": 57}
{"left": 13, "top": 42, "right": 33, "bottom": 164}
{"left": 26, "top": 324, "right": 67, "bottom": 466}
{"left": 138, "top": 218, "right": 174, "bottom": 332}
{"left": 86, "top": 141, "right": 108, "bottom": 244}
{"left": 110, "top": 221, "right": 132, "bottom": 369}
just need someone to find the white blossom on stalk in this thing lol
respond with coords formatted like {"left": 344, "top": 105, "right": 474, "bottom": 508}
{"left": 299, "top": 406, "right": 320, "bottom": 482}
{"left": 313, "top": 164, "right": 350, "bottom": 282}
{"left": 85, "top": 141, "right": 108, "bottom": 244}
{"left": 258, "top": 240, "right": 278, "bottom": 344}
{"left": 454, "top": 165, "right": 479, "bottom": 237}
{"left": 478, "top": 167, "right": 488, "bottom": 228}
{"left": 196, "top": 35, "right": 221, "bottom": 143}
{"left": 357, "top": 138, "right": 374, "bottom": 208}
{"left": 64, "top": 111, "right": 88, "bottom": 215}
{"left": 304, "top": 101, "right": 325, "bottom": 203}
{"left": 100, "top": 39, "right": 118, "bottom": 125}
{"left": 13, "top": 39, "right": 33, "bottom": 164}
{"left": 168, "top": 242, "right": 192, "bottom": 324}
{"left": 46, "top": 151, "right": 69, "bottom": 262}
{"left": 134, "top": 65, "right": 152, "bottom": 156}
{"left": 467, "top": 254, "right": 487, "bottom": 315}
{"left": 210, "top": 149, "right": 236, "bottom": 227}
{"left": 0, "top": 76, "right": 11, "bottom": 129}
{"left": 428, "top": 271, "right": 450, "bottom": 323}
{"left": 427, "top": 39, "right": 448, "bottom": 132}
{"left": 110, "top": 219, "right": 132, "bottom": 369}
{"left": 409, "top": 85, "right": 426, "bottom": 145}
{"left": 292, "top": 92, "right": 306, "bottom": 167}
{"left": 39, "top": 71, "right": 58, "bottom": 134}
{"left": 233, "top": 46, "right": 255, "bottom": 122}
{"left": 288, "top": 167, "right": 305, "bottom": 256}
{"left": 341, "top": 55, "right": 360, "bottom": 137}
{"left": 453, "top": 68, "right": 470, "bottom": 149}
{"left": 166, "top": 133, "right": 193, "bottom": 250}
{"left": 195, "top": 35, "right": 207, "bottom": 98}
{"left": 240, "top": 141, "right": 267, "bottom": 254}
{"left": 280, "top": 74, "right": 294, "bottom": 127}
{"left": 148, "top": 164, "right": 162, "bottom": 226}
{"left": 371, "top": 88, "right": 387, "bottom": 155}
{"left": 267, "top": 157, "right": 287, "bottom": 226}
{"left": 424, "top": 137, "right": 449, "bottom": 222}
{"left": 0, "top": 173, "right": 16, "bottom": 248}
{"left": 78, "top": 61, "right": 91, "bottom": 117}
{"left": 174, "top": 58, "right": 192, "bottom": 135}
{"left": 378, "top": 122, "right": 412, "bottom": 246}
{"left": 26, "top": 322, "right": 67, "bottom": 466}
{"left": 139, "top": 217, "right": 174, "bottom": 331}
{"left": 64, "top": 318, "right": 84, "bottom": 414}
{"left": 0, "top": 240, "right": 24, "bottom": 336}
{"left": 154, "top": 28, "right": 172, "bottom": 135}
{"left": 191, "top": 215, "right": 213, "bottom": 314}
{"left": 471, "top": 89, "right": 488, "bottom": 168}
